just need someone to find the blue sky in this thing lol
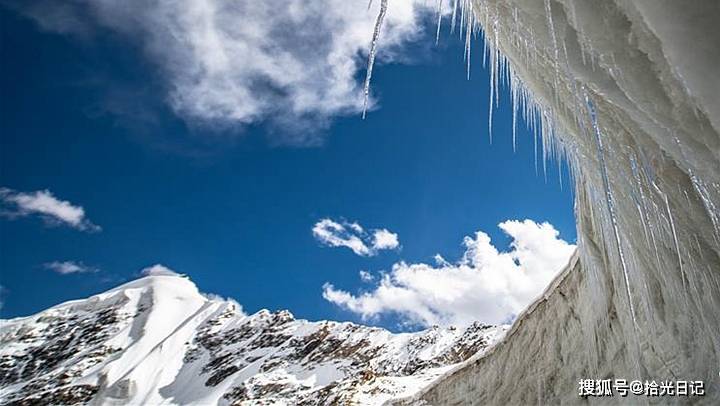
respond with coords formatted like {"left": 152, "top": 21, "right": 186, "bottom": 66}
{"left": 0, "top": 2, "right": 575, "bottom": 330}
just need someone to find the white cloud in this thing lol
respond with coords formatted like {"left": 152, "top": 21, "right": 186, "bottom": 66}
{"left": 12, "top": 0, "right": 447, "bottom": 143}
{"left": 359, "top": 270, "right": 375, "bottom": 283}
{"left": 203, "top": 293, "right": 246, "bottom": 316}
{"left": 141, "top": 264, "right": 179, "bottom": 277}
{"left": 313, "top": 218, "right": 400, "bottom": 256}
{"left": 0, "top": 187, "right": 100, "bottom": 232}
{"left": 323, "top": 220, "right": 576, "bottom": 327}
{"left": 372, "top": 229, "right": 400, "bottom": 250}
{"left": 313, "top": 219, "right": 371, "bottom": 256}
{"left": 44, "top": 261, "right": 98, "bottom": 275}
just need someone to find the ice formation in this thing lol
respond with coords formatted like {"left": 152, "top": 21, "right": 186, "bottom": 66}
{"left": 363, "top": 0, "right": 389, "bottom": 119}
{"left": 387, "top": 0, "right": 720, "bottom": 403}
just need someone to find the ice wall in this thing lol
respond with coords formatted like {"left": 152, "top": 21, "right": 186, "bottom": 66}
{"left": 394, "top": 0, "right": 720, "bottom": 403}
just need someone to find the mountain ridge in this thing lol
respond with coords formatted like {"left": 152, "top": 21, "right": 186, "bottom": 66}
{"left": 0, "top": 273, "right": 506, "bottom": 405}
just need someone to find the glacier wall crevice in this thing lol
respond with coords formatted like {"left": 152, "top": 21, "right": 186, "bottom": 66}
{"left": 394, "top": 0, "right": 720, "bottom": 404}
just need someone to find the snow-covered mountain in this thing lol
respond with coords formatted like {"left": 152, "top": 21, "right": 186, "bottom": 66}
{"left": 0, "top": 272, "right": 506, "bottom": 405}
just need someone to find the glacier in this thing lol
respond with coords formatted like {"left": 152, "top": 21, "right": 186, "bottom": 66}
{"left": 386, "top": 0, "right": 720, "bottom": 404}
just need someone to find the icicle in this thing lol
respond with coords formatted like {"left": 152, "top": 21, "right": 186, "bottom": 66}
{"left": 664, "top": 192, "right": 688, "bottom": 294}
{"left": 459, "top": 0, "right": 466, "bottom": 38}
{"left": 584, "top": 90, "right": 638, "bottom": 328}
{"left": 492, "top": 7, "right": 500, "bottom": 108}
{"left": 435, "top": 0, "right": 443, "bottom": 45}
{"left": 511, "top": 76, "right": 518, "bottom": 152}
{"left": 690, "top": 171, "right": 720, "bottom": 247}
{"left": 482, "top": 24, "right": 488, "bottom": 68}
{"left": 488, "top": 47, "right": 495, "bottom": 143}
{"left": 534, "top": 124, "right": 539, "bottom": 175}
{"left": 630, "top": 156, "right": 653, "bottom": 250}
{"left": 450, "top": 0, "right": 459, "bottom": 33}
{"left": 648, "top": 211, "right": 662, "bottom": 269}
{"left": 544, "top": 0, "right": 561, "bottom": 107}
{"left": 541, "top": 115, "right": 548, "bottom": 178}
{"left": 464, "top": 12, "right": 472, "bottom": 79}
{"left": 558, "top": 155, "right": 563, "bottom": 190}
{"left": 362, "top": 0, "right": 388, "bottom": 119}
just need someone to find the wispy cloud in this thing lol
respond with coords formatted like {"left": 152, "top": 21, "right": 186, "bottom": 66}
{"left": 11, "top": 0, "right": 445, "bottom": 144}
{"left": 0, "top": 187, "right": 100, "bottom": 232}
{"left": 313, "top": 218, "right": 400, "bottom": 257}
{"left": 359, "top": 270, "right": 375, "bottom": 283}
{"left": 323, "top": 220, "right": 576, "bottom": 327}
{"left": 44, "top": 261, "right": 99, "bottom": 275}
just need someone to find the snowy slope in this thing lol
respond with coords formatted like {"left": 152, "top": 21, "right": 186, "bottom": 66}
{"left": 0, "top": 273, "right": 506, "bottom": 405}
